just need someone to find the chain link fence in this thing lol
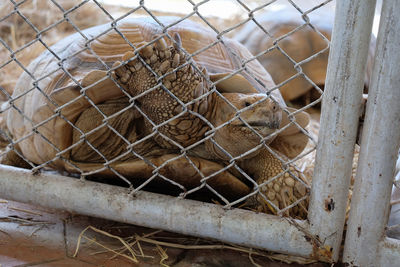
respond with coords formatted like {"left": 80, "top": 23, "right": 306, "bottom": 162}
{"left": 0, "top": 0, "right": 330, "bottom": 217}
{"left": 0, "top": 0, "right": 389, "bottom": 264}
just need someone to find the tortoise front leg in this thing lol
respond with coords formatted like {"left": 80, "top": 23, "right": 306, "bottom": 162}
{"left": 241, "top": 147, "right": 310, "bottom": 218}
{"left": 69, "top": 154, "right": 250, "bottom": 202}
{"left": 0, "top": 109, "right": 30, "bottom": 168}
{"left": 112, "top": 34, "right": 212, "bottom": 149}
{"left": 0, "top": 148, "right": 31, "bottom": 169}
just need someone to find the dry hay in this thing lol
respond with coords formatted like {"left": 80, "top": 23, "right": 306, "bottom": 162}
{"left": 0, "top": 0, "right": 243, "bottom": 100}
{"left": 0, "top": 0, "right": 111, "bottom": 98}
{"left": 73, "top": 225, "right": 318, "bottom": 266}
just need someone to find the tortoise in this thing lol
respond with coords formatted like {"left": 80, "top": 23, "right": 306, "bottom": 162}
{"left": 234, "top": 8, "right": 375, "bottom": 105}
{"left": 1, "top": 17, "right": 310, "bottom": 217}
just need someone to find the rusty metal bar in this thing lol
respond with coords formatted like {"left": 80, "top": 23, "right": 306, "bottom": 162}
{"left": 0, "top": 164, "right": 314, "bottom": 257}
{"left": 343, "top": 0, "right": 400, "bottom": 265}
{"left": 307, "top": 0, "right": 376, "bottom": 262}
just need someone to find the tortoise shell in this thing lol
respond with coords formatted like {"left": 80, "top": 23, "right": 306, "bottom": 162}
{"left": 5, "top": 17, "right": 309, "bottom": 199}
{"left": 235, "top": 8, "right": 375, "bottom": 102}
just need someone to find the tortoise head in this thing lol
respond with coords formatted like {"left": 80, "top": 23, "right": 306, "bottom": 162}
{"left": 207, "top": 72, "right": 310, "bottom": 161}
{"left": 206, "top": 93, "right": 282, "bottom": 160}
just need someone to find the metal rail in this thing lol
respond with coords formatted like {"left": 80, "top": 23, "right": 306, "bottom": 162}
{"left": 0, "top": 164, "right": 314, "bottom": 257}
{"left": 379, "top": 238, "right": 400, "bottom": 266}
{"left": 308, "top": 0, "right": 376, "bottom": 262}
{"left": 343, "top": 0, "right": 400, "bottom": 265}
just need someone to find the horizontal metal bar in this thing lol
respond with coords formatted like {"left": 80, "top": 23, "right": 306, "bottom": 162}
{"left": 343, "top": 0, "right": 400, "bottom": 265}
{"left": 0, "top": 164, "right": 314, "bottom": 257}
{"left": 307, "top": 0, "right": 376, "bottom": 262}
{"left": 379, "top": 238, "right": 400, "bottom": 267}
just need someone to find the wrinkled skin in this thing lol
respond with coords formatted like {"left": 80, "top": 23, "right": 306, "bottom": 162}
{"left": 110, "top": 34, "right": 309, "bottom": 217}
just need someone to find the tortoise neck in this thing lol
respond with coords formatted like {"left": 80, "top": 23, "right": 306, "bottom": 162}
{"left": 202, "top": 91, "right": 229, "bottom": 160}
{"left": 204, "top": 91, "right": 218, "bottom": 124}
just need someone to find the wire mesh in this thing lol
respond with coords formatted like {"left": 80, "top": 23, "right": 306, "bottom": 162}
{"left": 389, "top": 174, "right": 400, "bottom": 239}
{"left": 0, "top": 0, "right": 339, "bottom": 221}
{"left": 387, "top": 143, "right": 400, "bottom": 242}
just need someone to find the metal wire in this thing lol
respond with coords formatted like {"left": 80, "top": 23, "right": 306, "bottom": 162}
{"left": 0, "top": 0, "right": 335, "bottom": 217}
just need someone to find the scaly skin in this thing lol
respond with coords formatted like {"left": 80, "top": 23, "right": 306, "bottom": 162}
{"left": 113, "top": 34, "right": 212, "bottom": 149}
{"left": 112, "top": 34, "right": 310, "bottom": 217}
{"left": 71, "top": 97, "right": 158, "bottom": 162}
{"left": 240, "top": 147, "right": 309, "bottom": 218}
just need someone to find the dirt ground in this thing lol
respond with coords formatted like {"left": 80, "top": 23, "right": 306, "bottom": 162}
{"left": 0, "top": 199, "right": 330, "bottom": 267}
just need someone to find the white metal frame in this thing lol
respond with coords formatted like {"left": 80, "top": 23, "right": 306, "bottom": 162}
{"left": 308, "top": 0, "right": 376, "bottom": 261}
{"left": 0, "top": 0, "right": 390, "bottom": 263}
{"left": 0, "top": 164, "right": 313, "bottom": 256}
{"left": 343, "top": 0, "right": 400, "bottom": 266}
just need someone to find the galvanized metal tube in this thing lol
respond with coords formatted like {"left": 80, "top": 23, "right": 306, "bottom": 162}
{"left": 343, "top": 0, "right": 400, "bottom": 265}
{"left": 0, "top": 164, "right": 314, "bottom": 257}
{"left": 308, "top": 0, "right": 376, "bottom": 262}
{"left": 376, "top": 238, "right": 400, "bottom": 267}
{"left": 379, "top": 238, "right": 400, "bottom": 267}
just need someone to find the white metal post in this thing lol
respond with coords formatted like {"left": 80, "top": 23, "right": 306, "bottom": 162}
{"left": 379, "top": 238, "right": 400, "bottom": 267}
{"left": 343, "top": 0, "right": 400, "bottom": 265}
{"left": 308, "top": 0, "right": 376, "bottom": 262}
{"left": 0, "top": 165, "right": 314, "bottom": 257}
